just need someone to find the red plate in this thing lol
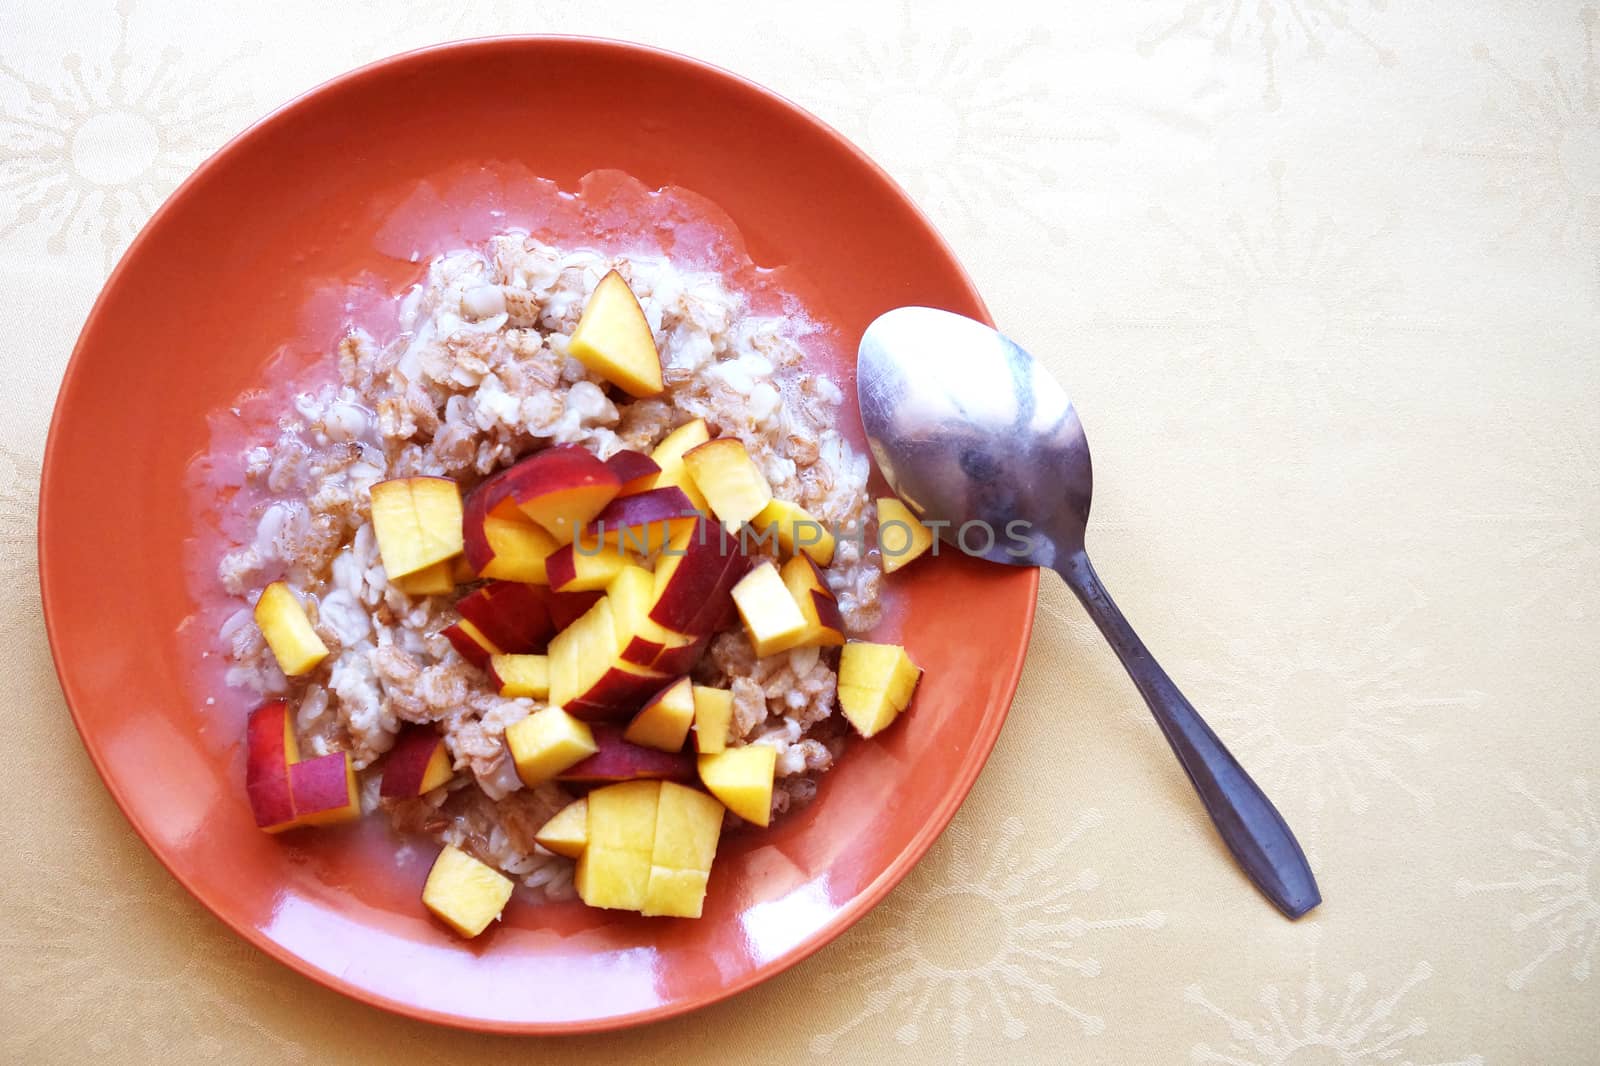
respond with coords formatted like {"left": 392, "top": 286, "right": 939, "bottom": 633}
{"left": 39, "top": 37, "right": 1036, "bottom": 1033}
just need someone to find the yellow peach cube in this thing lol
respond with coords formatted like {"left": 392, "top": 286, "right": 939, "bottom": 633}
{"left": 588, "top": 780, "right": 661, "bottom": 851}
{"left": 642, "top": 866, "right": 711, "bottom": 919}
{"left": 750, "top": 497, "right": 835, "bottom": 566}
{"left": 576, "top": 846, "right": 653, "bottom": 912}
{"left": 731, "top": 561, "right": 808, "bottom": 657}
{"left": 651, "top": 782, "right": 723, "bottom": 871}
{"left": 568, "top": 270, "right": 664, "bottom": 399}
{"left": 392, "top": 558, "right": 456, "bottom": 596}
{"left": 691, "top": 685, "right": 733, "bottom": 754}
{"left": 370, "top": 476, "right": 464, "bottom": 579}
{"left": 624, "top": 677, "right": 695, "bottom": 752}
{"left": 648, "top": 419, "right": 711, "bottom": 512}
{"left": 505, "top": 706, "right": 598, "bottom": 786}
{"left": 533, "top": 797, "right": 588, "bottom": 860}
{"left": 697, "top": 746, "right": 777, "bottom": 827}
{"left": 780, "top": 555, "right": 846, "bottom": 649}
{"left": 875, "top": 497, "right": 934, "bottom": 574}
{"left": 489, "top": 654, "right": 549, "bottom": 699}
{"left": 838, "top": 642, "right": 923, "bottom": 738}
{"left": 576, "top": 781, "right": 662, "bottom": 911}
{"left": 837, "top": 684, "right": 898, "bottom": 738}
{"left": 683, "top": 437, "right": 773, "bottom": 528}
{"left": 253, "top": 581, "right": 328, "bottom": 677}
{"left": 422, "top": 845, "right": 514, "bottom": 938}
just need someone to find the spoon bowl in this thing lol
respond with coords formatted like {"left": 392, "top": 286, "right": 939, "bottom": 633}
{"left": 858, "top": 307, "right": 1091, "bottom": 567}
{"left": 858, "top": 306, "right": 1322, "bottom": 920}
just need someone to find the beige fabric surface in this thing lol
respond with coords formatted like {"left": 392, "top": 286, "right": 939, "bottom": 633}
{"left": 3, "top": 1, "right": 1597, "bottom": 1061}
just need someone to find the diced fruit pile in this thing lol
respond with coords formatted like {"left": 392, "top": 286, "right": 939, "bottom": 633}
{"left": 242, "top": 269, "right": 939, "bottom": 938}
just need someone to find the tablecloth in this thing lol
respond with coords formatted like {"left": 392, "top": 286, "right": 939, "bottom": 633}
{"left": 3, "top": 1, "right": 1596, "bottom": 1061}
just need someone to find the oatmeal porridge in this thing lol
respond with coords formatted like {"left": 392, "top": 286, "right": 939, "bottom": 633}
{"left": 211, "top": 229, "right": 928, "bottom": 932}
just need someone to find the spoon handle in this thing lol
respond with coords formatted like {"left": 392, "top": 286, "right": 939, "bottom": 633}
{"left": 1055, "top": 549, "right": 1321, "bottom": 919}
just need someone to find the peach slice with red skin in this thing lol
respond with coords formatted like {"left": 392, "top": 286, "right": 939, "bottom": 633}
{"left": 454, "top": 581, "right": 553, "bottom": 653}
{"left": 441, "top": 619, "right": 502, "bottom": 669}
{"left": 649, "top": 519, "right": 749, "bottom": 635}
{"left": 548, "top": 588, "right": 676, "bottom": 720}
{"left": 558, "top": 724, "right": 697, "bottom": 784}
{"left": 380, "top": 726, "right": 454, "bottom": 798}
{"left": 288, "top": 751, "right": 360, "bottom": 827}
{"left": 462, "top": 464, "right": 560, "bottom": 581}
{"left": 370, "top": 475, "right": 464, "bottom": 579}
{"left": 545, "top": 588, "right": 603, "bottom": 631}
{"left": 565, "top": 660, "right": 674, "bottom": 722}
{"left": 780, "top": 554, "right": 846, "bottom": 648}
{"left": 245, "top": 700, "right": 300, "bottom": 833}
{"left": 567, "top": 270, "right": 664, "bottom": 399}
{"left": 483, "top": 444, "right": 621, "bottom": 545}
{"left": 603, "top": 449, "right": 661, "bottom": 495}
{"left": 488, "top": 654, "right": 549, "bottom": 699}
{"left": 583, "top": 486, "right": 698, "bottom": 554}
{"left": 609, "top": 564, "right": 706, "bottom": 674}
{"left": 545, "top": 539, "right": 633, "bottom": 593}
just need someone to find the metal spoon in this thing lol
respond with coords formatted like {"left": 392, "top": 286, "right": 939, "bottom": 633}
{"left": 858, "top": 306, "right": 1321, "bottom": 920}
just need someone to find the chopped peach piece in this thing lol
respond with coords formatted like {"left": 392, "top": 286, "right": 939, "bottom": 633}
{"left": 370, "top": 476, "right": 464, "bottom": 578}
{"left": 533, "top": 797, "right": 588, "bottom": 860}
{"left": 245, "top": 701, "right": 300, "bottom": 833}
{"left": 575, "top": 780, "right": 661, "bottom": 911}
{"left": 750, "top": 497, "right": 835, "bottom": 566}
{"left": 288, "top": 752, "right": 360, "bottom": 827}
{"left": 837, "top": 641, "right": 923, "bottom": 738}
{"left": 585, "top": 487, "right": 697, "bottom": 553}
{"left": 568, "top": 270, "right": 664, "bottom": 398}
{"left": 253, "top": 581, "right": 328, "bottom": 677}
{"left": 779, "top": 555, "right": 846, "bottom": 648}
{"left": 697, "top": 746, "right": 777, "bottom": 827}
{"left": 505, "top": 706, "right": 599, "bottom": 786}
{"left": 545, "top": 539, "right": 633, "bottom": 592}
{"left": 875, "top": 497, "right": 934, "bottom": 574}
{"left": 731, "top": 561, "right": 808, "bottom": 657}
{"left": 691, "top": 685, "right": 733, "bottom": 754}
{"left": 683, "top": 437, "right": 772, "bottom": 528}
{"left": 477, "top": 512, "right": 557, "bottom": 582}
{"left": 624, "top": 677, "right": 695, "bottom": 752}
{"left": 441, "top": 618, "right": 503, "bottom": 669}
{"left": 380, "top": 726, "right": 454, "bottom": 798}
{"left": 643, "top": 783, "right": 724, "bottom": 918}
{"left": 604, "top": 449, "right": 660, "bottom": 495}
{"left": 488, "top": 654, "right": 550, "bottom": 699}
{"left": 392, "top": 558, "right": 456, "bottom": 596}
{"left": 648, "top": 419, "right": 711, "bottom": 512}
{"left": 422, "top": 845, "right": 514, "bottom": 938}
